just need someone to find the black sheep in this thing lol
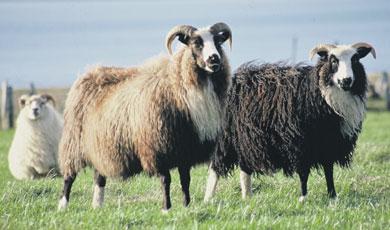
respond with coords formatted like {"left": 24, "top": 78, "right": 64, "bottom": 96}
{"left": 204, "top": 42, "right": 376, "bottom": 202}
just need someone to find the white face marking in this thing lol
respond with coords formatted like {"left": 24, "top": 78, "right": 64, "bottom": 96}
{"left": 196, "top": 28, "right": 219, "bottom": 72}
{"left": 329, "top": 46, "right": 357, "bottom": 88}
{"left": 28, "top": 98, "right": 43, "bottom": 120}
{"left": 319, "top": 44, "right": 367, "bottom": 139}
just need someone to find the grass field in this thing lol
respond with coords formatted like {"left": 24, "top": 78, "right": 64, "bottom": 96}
{"left": 0, "top": 111, "right": 389, "bottom": 229}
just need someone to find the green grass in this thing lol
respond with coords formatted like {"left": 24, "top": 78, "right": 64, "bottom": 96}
{"left": 1, "top": 111, "right": 390, "bottom": 229}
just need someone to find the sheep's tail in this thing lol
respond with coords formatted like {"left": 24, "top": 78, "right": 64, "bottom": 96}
{"left": 58, "top": 100, "right": 87, "bottom": 177}
{"left": 58, "top": 125, "right": 86, "bottom": 177}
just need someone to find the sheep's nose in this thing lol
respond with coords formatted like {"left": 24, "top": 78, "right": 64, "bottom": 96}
{"left": 338, "top": 77, "right": 353, "bottom": 90}
{"left": 33, "top": 108, "right": 39, "bottom": 115}
{"left": 342, "top": 77, "right": 352, "bottom": 86}
{"left": 208, "top": 54, "right": 220, "bottom": 64}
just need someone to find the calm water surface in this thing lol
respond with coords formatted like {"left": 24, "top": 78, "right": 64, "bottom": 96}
{"left": 0, "top": 0, "right": 389, "bottom": 87}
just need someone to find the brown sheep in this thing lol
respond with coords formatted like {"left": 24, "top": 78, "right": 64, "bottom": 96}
{"left": 58, "top": 22, "right": 232, "bottom": 211}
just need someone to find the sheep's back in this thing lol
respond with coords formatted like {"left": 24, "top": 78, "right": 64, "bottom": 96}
{"left": 213, "top": 63, "right": 317, "bottom": 176}
{"left": 59, "top": 66, "right": 138, "bottom": 177}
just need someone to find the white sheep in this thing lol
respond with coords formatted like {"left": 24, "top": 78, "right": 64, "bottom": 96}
{"left": 8, "top": 94, "right": 63, "bottom": 180}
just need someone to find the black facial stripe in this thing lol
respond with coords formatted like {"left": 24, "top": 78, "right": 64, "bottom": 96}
{"left": 213, "top": 36, "right": 222, "bottom": 46}
{"left": 191, "top": 36, "right": 204, "bottom": 47}
{"left": 351, "top": 54, "right": 359, "bottom": 63}
{"left": 329, "top": 55, "right": 339, "bottom": 73}
{"left": 329, "top": 55, "right": 339, "bottom": 63}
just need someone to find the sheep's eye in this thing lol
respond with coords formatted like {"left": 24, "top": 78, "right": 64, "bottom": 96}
{"left": 331, "top": 58, "right": 338, "bottom": 69}
{"left": 193, "top": 40, "right": 203, "bottom": 49}
{"left": 215, "top": 36, "right": 224, "bottom": 46}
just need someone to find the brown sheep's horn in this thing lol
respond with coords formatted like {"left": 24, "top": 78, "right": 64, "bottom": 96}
{"left": 352, "top": 42, "right": 376, "bottom": 59}
{"left": 165, "top": 25, "right": 197, "bottom": 56}
{"left": 309, "top": 44, "right": 337, "bottom": 60}
{"left": 41, "top": 94, "right": 56, "bottom": 106}
{"left": 210, "top": 22, "right": 232, "bottom": 50}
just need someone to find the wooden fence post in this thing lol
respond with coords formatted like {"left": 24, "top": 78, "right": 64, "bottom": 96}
{"left": 384, "top": 72, "right": 390, "bottom": 111}
{"left": 30, "top": 82, "right": 36, "bottom": 95}
{"left": 1, "top": 81, "right": 14, "bottom": 130}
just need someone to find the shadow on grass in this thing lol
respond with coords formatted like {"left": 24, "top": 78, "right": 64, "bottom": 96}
{"left": 31, "top": 187, "right": 54, "bottom": 197}
{"left": 373, "top": 151, "right": 390, "bottom": 163}
{"left": 341, "top": 188, "right": 386, "bottom": 208}
{"left": 123, "top": 219, "right": 145, "bottom": 228}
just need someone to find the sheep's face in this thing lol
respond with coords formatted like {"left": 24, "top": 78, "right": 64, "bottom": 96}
{"left": 166, "top": 23, "right": 232, "bottom": 73}
{"left": 188, "top": 28, "right": 230, "bottom": 73}
{"left": 19, "top": 95, "right": 54, "bottom": 120}
{"left": 311, "top": 43, "right": 376, "bottom": 91}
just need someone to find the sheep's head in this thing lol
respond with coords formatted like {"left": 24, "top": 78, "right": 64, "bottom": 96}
{"left": 166, "top": 22, "right": 232, "bottom": 73}
{"left": 310, "top": 42, "right": 376, "bottom": 91}
{"left": 19, "top": 94, "right": 55, "bottom": 120}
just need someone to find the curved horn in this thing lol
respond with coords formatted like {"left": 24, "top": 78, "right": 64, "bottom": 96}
{"left": 309, "top": 44, "right": 337, "bottom": 60}
{"left": 165, "top": 25, "right": 197, "bottom": 56}
{"left": 352, "top": 42, "right": 376, "bottom": 59}
{"left": 41, "top": 94, "right": 56, "bottom": 106}
{"left": 210, "top": 22, "right": 232, "bottom": 50}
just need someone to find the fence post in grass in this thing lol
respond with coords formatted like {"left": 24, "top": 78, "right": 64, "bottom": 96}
{"left": 1, "top": 81, "right": 14, "bottom": 130}
{"left": 29, "top": 82, "right": 36, "bottom": 95}
{"left": 384, "top": 72, "right": 390, "bottom": 111}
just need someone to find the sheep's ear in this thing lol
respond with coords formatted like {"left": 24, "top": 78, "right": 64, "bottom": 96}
{"left": 178, "top": 34, "right": 190, "bottom": 45}
{"left": 352, "top": 42, "right": 376, "bottom": 59}
{"left": 19, "top": 95, "right": 29, "bottom": 108}
{"left": 310, "top": 48, "right": 328, "bottom": 60}
{"left": 165, "top": 25, "right": 197, "bottom": 55}
{"left": 309, "top": 44, "right": 336, "bottom": 60}
{"left": 41, "top": 94, "right": 56, "bottom": 106}
{"left": 317, "top": 51, "right": 328, "bottom": 60}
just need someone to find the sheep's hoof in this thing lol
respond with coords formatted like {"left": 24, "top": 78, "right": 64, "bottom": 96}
{"left": 298, "top": 195, "right": 307, "bottom": 203}
{"left": 58, "top": 197, "right": 68, "bottom": 211}
{"left": 161, "top": 209, "right": 170, "bottom": 214}
{"left": 92, "top": 202, "right": 103, "bottom": 209}
{"left": 204, "top": 190, "right": 216, "bottom": 203}
{"left": 241, "top": 192, "right": 252, "bottom": 200}
{"left": 329, "top": 196, "right": 339, "bottom": 204}
{"left": 203, "top": 197, "right": 212, "bottom": 203}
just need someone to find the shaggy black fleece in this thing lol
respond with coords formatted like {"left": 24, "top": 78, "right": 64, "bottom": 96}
{"left": 211, "top": 61, "right": 366, "bottom": 178}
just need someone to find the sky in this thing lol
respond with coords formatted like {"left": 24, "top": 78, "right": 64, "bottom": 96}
{"left": 0, "top": 0, "right": 389, "bottom": 88}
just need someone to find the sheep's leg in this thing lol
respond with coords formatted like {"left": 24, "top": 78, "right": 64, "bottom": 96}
{"left": 58, "top": 174, "right": 77, "bottom": 210}
{"left": 92, "top": 170, "right": 106, "bottom": 209}
{"left": 324, "top": 164, "right": 337, "bottom": 198}
{"left": 178, "top": 166, "right": 191, "bottom": 207}
{"left": 204, "top": 164, "right": 219, "bottom": 202}
{"left": 159, "top": 170, "right": 172, "bottom": 212}
{"left": 298, "top": 168, "right": 310, "bottom": 202}
{"left": 240, "top": 169, "right": 252, "bottom": 199}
